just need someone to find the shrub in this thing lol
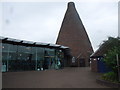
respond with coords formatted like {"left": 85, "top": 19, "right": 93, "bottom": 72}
{"left": 104, "top": 47, "right": 119, "bottom": 73}
{"left": 102, "top": 71, "right": 118, "bottom": 83}
{"left": 100, "top": 37, "right": 120, "bottom": 83}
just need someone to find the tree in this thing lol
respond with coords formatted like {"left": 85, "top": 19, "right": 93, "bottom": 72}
{"left": 104, "top": 46, "right": 120, "bottom": 73}
{"left": 101, "top": 37, "right": 120, "bottom": 82}
{"left": 100, "top": 37, "right": 120, "bottom": 51}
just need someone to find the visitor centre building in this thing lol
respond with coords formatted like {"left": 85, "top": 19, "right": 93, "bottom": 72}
{"left": 1, "top": 36, "right": 71, "bottom": 72}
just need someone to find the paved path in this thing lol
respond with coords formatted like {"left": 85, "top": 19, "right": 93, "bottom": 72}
{"left": 2, "top": 67, "right": 109, "bottom": 88}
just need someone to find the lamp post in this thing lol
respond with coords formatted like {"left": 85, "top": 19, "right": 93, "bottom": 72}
{"left": 116, "top": 54, "right": 120, "bottom": 82}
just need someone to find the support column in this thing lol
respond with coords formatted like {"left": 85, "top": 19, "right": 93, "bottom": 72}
{"left": 35, "top": 47, "right": 37, "bottom": 70}
{"left": 7, "top": 44, "right": 10, "bottom": 72}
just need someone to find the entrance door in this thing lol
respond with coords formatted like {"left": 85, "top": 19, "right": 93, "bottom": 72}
{"left": 79, "top": 58, "right": 85, "bottom": 67}
{"left": 49, "top": 56, "right": 55, "bottom": 69}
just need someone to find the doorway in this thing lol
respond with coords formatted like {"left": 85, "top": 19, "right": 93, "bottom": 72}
{"left": 79, "top": 58, "right": 85, "bottom": 67}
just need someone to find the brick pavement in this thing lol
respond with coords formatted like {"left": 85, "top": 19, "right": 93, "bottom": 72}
{"left": 2, "top": 67, "right": 109, "bottom": 88}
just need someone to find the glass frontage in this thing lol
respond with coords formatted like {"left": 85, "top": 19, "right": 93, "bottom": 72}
{"left": 55, "top": 49, "right": 64, "bottom": 69}
{"left": 36, "top": 47, "right": 44, "bottom": 71}
{"left": 1, "top": 42, "right": 65, "bottom": 72}
{"left": 17, "top": 46, "right": 34, "bottom": 71}
{"left": 2, "top": 43, "right": 9, "bottom": 72}
{"left": 8, "top": 44, "right": 17, "bottom": 71}
{"left": 44, "top": 48, "right": 55, "bottom": 70}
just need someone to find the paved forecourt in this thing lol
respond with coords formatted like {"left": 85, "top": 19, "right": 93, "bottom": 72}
{"left": 2, "top": 67, "right": 109, "bottom": 88}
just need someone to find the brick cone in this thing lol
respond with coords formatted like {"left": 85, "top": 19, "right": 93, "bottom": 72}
{"left": 56, "top": 2, "right": 94, "bottom": 67}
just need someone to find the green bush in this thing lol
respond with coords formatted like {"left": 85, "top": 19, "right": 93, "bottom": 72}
{"left": 100, "top": 37, "right": 120, "bottom": 83}
{"left": 102, "top": 71, "right": 118, "bottom": 83}
{"left": 104, "top": 47, "right": 119, "bottom": 73}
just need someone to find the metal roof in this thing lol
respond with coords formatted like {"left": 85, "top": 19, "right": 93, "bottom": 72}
{"left": 35, "top": 42, "right": 49, "bottom": 46}
{"left": 0, "top": 36, "right": 8, "bottom": 40}
{"left": 7, "top": 38, "right": 22, "bottom": 43}
{"left": 22, "top": 40, "right": 35, "bottom": 44}
{"left": 59, "top": 46, "right": 69, "bottom": 49}
{"left": 49, "top": 43, "right": 61, "bottom": 47}
{"left": 1, "top": 36, "right": 69, "bottom": 49}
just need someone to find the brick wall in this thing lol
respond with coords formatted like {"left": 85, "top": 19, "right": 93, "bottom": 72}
{"left": 56, "top": 2, "right": 93, "bottom": 67}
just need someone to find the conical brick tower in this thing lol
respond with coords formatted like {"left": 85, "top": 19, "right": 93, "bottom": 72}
{"left": 56, "top": 2, "right": 93, "bottom": 67}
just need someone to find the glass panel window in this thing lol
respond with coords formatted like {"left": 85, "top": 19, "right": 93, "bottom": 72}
{"left": 36, "top": 47, "right": 44, "bottom": 70}
{"left": 17, "top": 45, "right": 32, "bottom": 60}
{"left": 9, "top": 44, "right": 17, "bottom": 52}
{"left": 15, "top": 45, "right": 35, "bottom": 71}
{"left": 37, "top": 47, "right": 44, "bottom": 61}
{"left": 8, "top": 44, "right": 17, "bottom": 61}
{"left": 2, "top": 43, "right": 9, "bottom": 52}
{"left": 45, "top": 48, "right": 55, "bottom": 56}
{"left": 8, "top": 52, "right": 17, "bottom": 60}
{"left": 2, "top": 52, "right": 8, "bottom": 61}
{"left": 43, "top": 48, "right": 55, "bottom": 70}
{"left": 2, "top": 43, "right": 10, "bottom": 72}
{"left": 55, "top": 49, "right": 64, "bottom": 69}
{"left": 18, "top": 45, "right": 22, "bottom": 52}
{"left": 31, "top": 47, "right": 36, "bottom": 61}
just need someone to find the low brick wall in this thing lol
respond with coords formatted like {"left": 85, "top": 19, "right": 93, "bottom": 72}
{"left": 96, "top": 78, "right": 120, "bottom": 88}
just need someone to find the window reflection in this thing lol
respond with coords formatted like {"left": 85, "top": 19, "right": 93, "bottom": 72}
{"left": 1, "top": 42, "right": 65, "bottom": 72}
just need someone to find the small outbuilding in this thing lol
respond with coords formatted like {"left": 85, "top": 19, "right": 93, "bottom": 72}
{"left": 90, "top": 45, "right": 111, "bottom": 73}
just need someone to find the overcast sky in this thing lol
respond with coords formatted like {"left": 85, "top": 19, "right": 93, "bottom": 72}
{"left": 0, "top": 0, "right": 119, "bottom": 51}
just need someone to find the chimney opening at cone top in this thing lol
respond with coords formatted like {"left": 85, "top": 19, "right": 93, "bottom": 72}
{"left": 68, "top": 2, "right": 75, "bottom": 8}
